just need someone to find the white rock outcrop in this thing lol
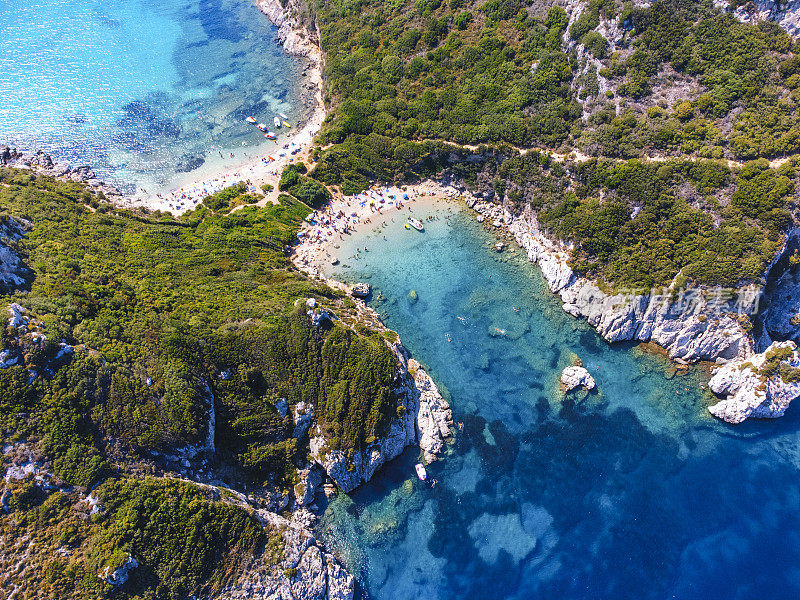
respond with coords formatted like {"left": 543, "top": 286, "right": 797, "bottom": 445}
{"left": 219, "top": 509, "right": 354, "bottom": 600}
{"left": 731, "top": 0, "right": 800, "bottom": 36}
{"left": 708, "top": 341, "right": 800, "bottom": 423}
{"left": 561, "top": 366, "right": 596, "bottom": 391}
{"left": 294, "top": 466, "right": 323, "bottom": 506}
{"left": 0, "top": 217, "right": 31, "bottom": 293}
{"left": 99, "top": 554, "right": 138, "bottom": 587}
{"left": 257, "top": 0, "right": 322, "bottom": 60}
{"left": 310, "top": 347, "right": 452, "bottom": 493}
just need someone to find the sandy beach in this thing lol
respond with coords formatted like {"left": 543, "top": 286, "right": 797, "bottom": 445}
{"left": 116, "top": 0, "right": 327, "bottom": 216}
{"left": 292, "top": 180, "right": 465, "bottom": 276}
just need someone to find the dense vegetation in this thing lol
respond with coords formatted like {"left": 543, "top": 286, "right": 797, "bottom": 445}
{"left": 304, "top": 0, "right": 800, "bottom": 289}
{"left": 0, "top": 475, "right": 277, "bottom": 599}
{"left": 308, "top": 0, "right": 800, "bottom": 187}
{"left": 0, "top": 169, "right": 405, "bottom": 486}
{"left": 0, "top": 168, "right": 411, "bottom": 594}
{"left": 539, "top": 157, "right": 797, "bottom": 288}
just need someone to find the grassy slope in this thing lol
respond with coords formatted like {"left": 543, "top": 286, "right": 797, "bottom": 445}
{"left": 0, "top": 169, "right": 405, "bottom": 597}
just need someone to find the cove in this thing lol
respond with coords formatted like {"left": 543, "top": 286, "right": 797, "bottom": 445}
{"left": 0, "top": 0, "right": 308, "bottom": 194}
{"left": 318, "top": 199, "right": 800, "bottom": 599}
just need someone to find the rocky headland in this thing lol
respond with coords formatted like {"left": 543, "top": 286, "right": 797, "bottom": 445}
{"left": 707, "top": 340, "right": 800, "bottom": 423}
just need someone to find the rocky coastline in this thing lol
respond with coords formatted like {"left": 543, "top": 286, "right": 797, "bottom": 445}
{"left": 461, "top": 192, "right": 800, "bottom": 424}
{"left": 1, "top": 146, "right": 123, "bottom": 199}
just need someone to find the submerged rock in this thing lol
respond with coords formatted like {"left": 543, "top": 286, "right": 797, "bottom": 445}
{"left": 408, "top": 289, "right": 418, "bottom": 304}
{"left": 708, "top": 341, "right": 800, "bottom": 424}
{"left": 561, "top": 365, "right": 596, "bottom": 392}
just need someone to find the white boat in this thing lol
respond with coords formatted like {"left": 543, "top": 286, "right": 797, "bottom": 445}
{"left": 274, "top": 116, "right": 282, "bottom": 128}
{"left": 415, "top": 463, "right": 427, "bottom": 481}
{"left": 407, "top": 218, "right": 424, "bottom": 231}
{"left": 279, "top": 112, "right": 289, "bottom": 119}
{"left": 246, "top": 116, "right": 257, "bottom": 124}
{"left": 257, "top": 123, "right": 268, "bottom": 131}
{"left": 264, "top": 132, "right": 277, "bottom": 140}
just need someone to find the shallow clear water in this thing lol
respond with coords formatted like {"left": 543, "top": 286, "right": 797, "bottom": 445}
{"left": 0, "top": 0, "right": 308, "bottom": 193}
{"left": 320, "top": 200, "right": 800, "bottom": 600}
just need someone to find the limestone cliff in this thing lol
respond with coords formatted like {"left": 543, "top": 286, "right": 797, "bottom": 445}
{"left": 310, "top": 347, "right": 453, "bottom": 494}
{"left": 469, "top": 198, "right": 758, "bottom": 364}
{"left": 218, "top": 509, "right": 354, "bottom": 600}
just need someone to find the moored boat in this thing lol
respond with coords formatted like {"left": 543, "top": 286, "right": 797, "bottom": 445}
{"left": 415, "top": 463, "right": 427, "bottom": 481}
{"left": 257, "top": 123, "right": 268, "bottom": 131}
{"left": 407, "top": 218, "right": 424, "bottom": 231}
{"left": 264, "top": 132, "right": 276, "bottom": 140}
{"left": 274, "top": 116, "right": 282, "bottom": 128}
{"left": 282, "top": 120, "right": 291, "bottom": 128}
{"left": 246, "top": 116, "right": 257, "bottom": 124}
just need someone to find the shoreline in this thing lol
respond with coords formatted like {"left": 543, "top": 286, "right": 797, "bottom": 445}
{"left": 293, "top": 175, "right": 800, "bottom": 424}
{"left": 119, "top": 0, "right": 327, "bottom": 215}
{"left": 292, "top": 180, "right": 462, "bottom": 276}
{"left": 2, "top": 0, "right": 327, "bottom": 218}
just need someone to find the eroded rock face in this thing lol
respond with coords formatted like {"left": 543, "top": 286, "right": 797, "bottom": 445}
{"left": 761, "top": 266, "right": 800, "bottom": 345}
{"left": 257, "top": 0, "right": 322, "bottom": 59}
{"left": 0, "top": 216, "right": 32, "bottom": 293}
{"left": 708, "top": 341, "right": 800, "bottom": 423}
{"left": 561, "top": 366, "right": 596, "bottom": 391}
{"left": 310, "top": 347, "right": 452, "bottom": 493}
{"left": 473, "top": 201, "right": 756, "bottom": 364}
{"left": 294, "top": 466, "right": 323, "bottom": 506}
{"left": 0, "top": 146, "right": 122, "bottom": 196}
{"left": 99, "top": 554, "right": 138, "bottom": 587}
{"left": 731, "top": 0, "right": 800, "bottom": 36}
{"left": 218, "top": 510, "right": 354, "bottom": 600}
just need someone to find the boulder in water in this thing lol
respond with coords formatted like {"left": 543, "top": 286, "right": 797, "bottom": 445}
{"left": 351, "top": 282, "right": 371, "bottom": 297}
{"left": 561, "top": 366, "right": 596, "bottom": 392}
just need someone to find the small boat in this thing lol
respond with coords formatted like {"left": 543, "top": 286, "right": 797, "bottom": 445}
{"left": 415, "top": 463, "right": 427, "bottom": 481}
{"left": 246, "top": 116, "right": 257, "bottom": 124}
{"left": 279, "top": 112, "right": 289, "bottom": 119}
{"left": 264, "top": 132, "right": 277, "bottom": 140}
{"left": 407, "top": 218, "right": 424, "bottom": 231}
{"left": 257, "top": 123, "right": 268, "bottom": 131}
{"left": 274, "top": 116, "right": 282, "bottom": 128}
{"left": 282, "top": 120, "right": 292, "bottom": 128}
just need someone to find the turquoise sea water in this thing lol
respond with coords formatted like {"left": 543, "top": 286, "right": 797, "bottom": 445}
{"left": 0, "top": 0, "right": 308, "bottom": 193}
{"left": 320, "top": 200, "right": 800, "bottom": 599}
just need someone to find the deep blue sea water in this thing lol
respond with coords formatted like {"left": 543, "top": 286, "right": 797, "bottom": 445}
{"left": 0, "top": 0, "right": 308, "bottom": 193}
{"left": 320, "top": 199, "right": 800, "bottom": 600}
